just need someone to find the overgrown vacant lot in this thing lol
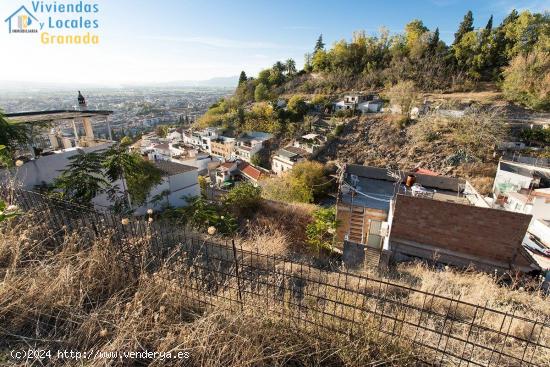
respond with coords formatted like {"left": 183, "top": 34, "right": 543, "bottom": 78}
{"left": 1, "top": 209, "right": 549, "bottom": 366}
{"left": 0, "top": 213, "right": 416, "bottom": 367}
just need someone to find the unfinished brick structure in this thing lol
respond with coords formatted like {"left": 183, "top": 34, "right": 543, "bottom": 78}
{"left": 390, "top": 195, "right": 538, "bottom": 272}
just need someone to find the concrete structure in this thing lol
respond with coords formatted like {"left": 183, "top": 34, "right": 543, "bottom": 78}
{"left": 134, "top": 160, "right": 199, "bottom": 215}
{"left": 292, "top": 133, "right": 326, "bottom": 155}
{"left": 492, "top": 159, "right": 550, "bottom": 219}
{"left": 335, "top": 164, "right": 537, "bottom": 272}
{"left": 357, "top": 100, "right": 382, "bottom": 113}
{"left": 182, "top": 127, "right": 221, "bottom": 152}
{"left": 334, "top": 93, "right": 380, "bottom": 113}
{"left": 5, "top": 143, "right": 114, "bottom": 190}
{"left": 210, "top": 137, "right": 235, "bottom": 159}
{"left": 234, "top": 132, "right": 273, "bottom": 163}
{"left": 271, "top": 146, "right": 308, "bottom": 176}
{"left": 390, "top": 194, "right": 537, "bottom": 273}
{"left": 5, "top": 106, "right": 113, "bottom": 156}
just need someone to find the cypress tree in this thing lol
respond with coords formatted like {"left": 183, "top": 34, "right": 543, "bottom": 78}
{"left": 238, "top": 71, "right": 247, "bottom": 86}
{"left": 314, "top": 34, "right": 325, "bottom": 53}
{"left": 485, "top": 15, "right": 493, "bottom": 31}
{"left": 453, "top": 10, "right": 474, "bottom": 45}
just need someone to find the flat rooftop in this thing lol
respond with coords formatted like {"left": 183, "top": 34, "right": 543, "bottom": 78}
{"left": 6, "top": 110, "right": 113, "bottom": 124}
{"left": 341, "top": 164, "right": 469, "bottom": 211}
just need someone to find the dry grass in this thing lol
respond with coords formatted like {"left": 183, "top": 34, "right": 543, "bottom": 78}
{"left": 0, "top": 213, "right": 416, "bottom": 367}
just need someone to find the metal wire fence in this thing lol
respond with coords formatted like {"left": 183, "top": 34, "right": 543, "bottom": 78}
{"left": 4, "top": 188, "right": 550, "bottom": 367}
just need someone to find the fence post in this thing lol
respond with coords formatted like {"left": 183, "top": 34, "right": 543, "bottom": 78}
{"left": 231, "top": 238, "right": 243, "bottom": 309}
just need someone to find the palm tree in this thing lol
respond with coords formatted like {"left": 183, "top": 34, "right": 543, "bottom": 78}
{"left": 285, "top": 59, "right": 297, "bottom": 76}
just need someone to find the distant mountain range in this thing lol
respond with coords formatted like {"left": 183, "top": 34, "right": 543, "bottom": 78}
{"left": 0, "top": 76, "right": 239, "bottom": 91}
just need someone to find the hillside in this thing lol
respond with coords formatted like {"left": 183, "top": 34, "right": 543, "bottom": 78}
{"left": 193, "top": 9, "right": 548, "bottom": 191}
{"left": 318, "top": 114, "right": 499, "bottom": 194}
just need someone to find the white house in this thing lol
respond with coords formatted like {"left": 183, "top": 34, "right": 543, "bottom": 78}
{"left": 293, "top": 133, "right": 326, "bottom": 155}
{"left": 166, "top": 128, "right": 183, "bottom": 143}
{"left": 271, "top": 146, "right": 307, "bottom": 176}
{"left": 134, "top": 160, "right": 200, "bottom": 215}
{"left": 357, "top": 100, "right": 383, "bottom": 113}
{"left": 493, "top": 159, "right": 550, "bottom": 206}
{"left": 234, "top": 131, "right": 273, "bottom": 162}
{"left": 146, "top": 143, "right": 184, "bottom": 161}
{"left": 505, "top": 188, "right": 550, "bottom": 222}
{"left": 5, "top": 142, "right": 114, "bottom": 190}
{"left": 182, "top": 127, "right": 221, "bottom": 152}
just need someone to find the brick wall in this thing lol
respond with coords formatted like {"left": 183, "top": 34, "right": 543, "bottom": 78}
{"left": 391, "top": 195, "right": 533, "bottom": 268}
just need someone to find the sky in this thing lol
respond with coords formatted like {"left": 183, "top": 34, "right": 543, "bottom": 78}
{"left": 1, "top": 0, "right": 548, "bottom": 86}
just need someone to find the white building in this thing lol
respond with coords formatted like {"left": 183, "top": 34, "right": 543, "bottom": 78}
{"left": 234, "top": 131, "right": 273, "bottom": 162}
{"left": 505, "top": 188, "right": 550, "bottom": 222}
{"left": 493, "top": 159, "right": 550, "bottom": 210}
{"left": 293, "top": 133, "right": 327, "bottom": 155}
{"left": 134, "top": 160, "right": 200, "bottom": 215}
{"left": 146, "top": 143, "right": 184, "bottom": 161}
{"left": 357, "top": 100, "right": 382, "bottom": 113}
{"left": 182, "top": 127, "right": 221, "bottom": 152}
{"left": 271, "top": 146, "right": 307, "bottom": 176}
{"left": 5, "top": 143, "right": 114, "bottom": 190}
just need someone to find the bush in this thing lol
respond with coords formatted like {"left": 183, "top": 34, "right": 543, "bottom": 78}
{"left": 502, "top": 50, "right": 550, "bottom": 111}
{"left": 261, "top": 176, "right": 313, "bottom": 203}
{"left": 306, "top": 207, "right": 338, "bottom": 251}
{"left": 224, "top": 183, "right": 262, "bottom": 215}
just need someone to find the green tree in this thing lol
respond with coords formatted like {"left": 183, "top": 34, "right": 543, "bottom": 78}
{"left": 306, "top": 207, "right": 338, "bottom": 252}
{"left": 404, "top": 19, "right": 429, "bottom": 50}
{"left": 223, "top": 182, "right": 262, "bottom": 215}
{"left": 238, "top": 70, "right": 247, "bottom": 86}
{"left": 311, "top": 49, "right": 330, "bottom": 71}
{"left": 175, "top": 196, "right": 237, "bottom": 236}
{"left": 0, "top": 112, "right": 28, "bottom": 163}
{"left": 485, "top": 15, "right": 493, "bottom": 32}
{"left": 502, "top": 49, "right": 550, "bottom": 110}
{"left": 55, "top": 151, "right": 110, "bottom": 205}
{"left": 0, "top": 145, "right": 10, "bottom": 167}
{"left": 287, "top": 95, "right": 308, "bottom": 117}
{"left": 290, "top": 161, "right": 330, "bottom": 199}
{"left": 120, "top": 136, "right": 133, "bottom": 147}
{"left": 261, "top": 176, "right": 313, "bottom": 203}
{"left": 314, "top": 34, "right": 325, "bottom": 53}
{"left": 254, "top": 83, "right": 270, "bottom": 101}
{"left": 453, "top": 10, "right": 474, "bottom": 46}
{"left": 155, "top": 125, "right": 168, "bottom": 138}
{"left": 257, "top": 69, "right": 272, "bottom": 85}
{"left": 198, "top": 175, "right": 208, "bottom": 198}
{"left": 385, "top": 80, "right": 418, "bottom": 117}
{"left": 285, "top": 58, "right": 297, "bottom": 76}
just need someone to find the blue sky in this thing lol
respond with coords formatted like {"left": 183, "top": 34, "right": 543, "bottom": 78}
{"left": 1, "top": 0, "right": 548, "bottom": 85}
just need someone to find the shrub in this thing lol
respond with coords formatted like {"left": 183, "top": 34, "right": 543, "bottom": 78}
{"left": 306, "top": 207, "right": 338, "bottom": 251}
{"left": 502, "top": 49, "right": 550, "bottom": 111}
{"left": 224, "top": 182, "right": 262, "bottom": 215}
